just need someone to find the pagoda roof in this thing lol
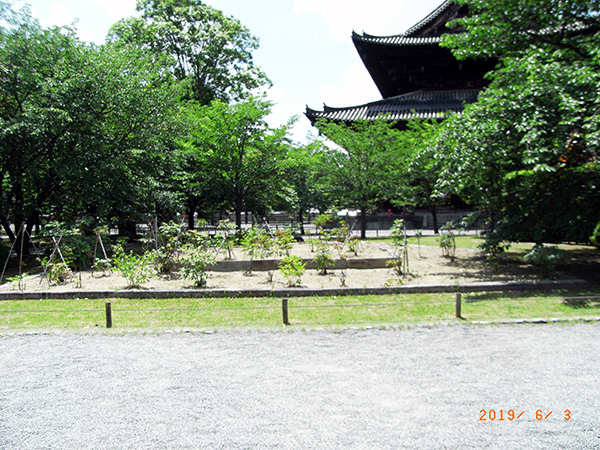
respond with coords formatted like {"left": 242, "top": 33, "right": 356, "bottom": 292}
{"left": 351, "top": 32, "right": 440, "bottom": 46}
{"left": 305, "top": 89, "right": 479, "bottom": 127}
{"left": 404, "top": 0, "right": 455, "bottom": 36}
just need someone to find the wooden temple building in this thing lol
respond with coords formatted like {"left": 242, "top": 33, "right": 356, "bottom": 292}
{"left": 305, "top": 0, "right": 497, "bottom": 129}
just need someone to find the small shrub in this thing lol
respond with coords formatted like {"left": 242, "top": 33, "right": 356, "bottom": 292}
{"left": 112, "top": 245, "right": 155, "bottom": 288}
{"left": 313, "top": 213, "right": 333, "bottom": 234}
{"left": 279, "top": 255, "right": 306, "bottom": 287}
{"left": 524, "top": 244, "right": 565, "bottom": 275}
{"left": 275, "top": 229, "right": 295, "bottom": 256}
{"left": 179, "top": 244, "right": 216, "bottom": 287}
{"left": 388, "top": 219, "right": 409, "bottom": 275}
{"left": 439, "top": 222, "right": 457, "bottom": 262}
{"left": 590, "top": 222, "right": 600, "bottom": 247}
{"left": 6, "top": 273, "right": 28, "bottom": 291}
{"left": 241, "top": 227, "right": 274, "bottom": 274}
{"left": 314, "top": 245, "right": 335, "bottom": 275}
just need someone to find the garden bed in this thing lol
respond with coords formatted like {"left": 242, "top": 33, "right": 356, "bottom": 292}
{"left": 0, "top": 242, "right": 554, "bottom": 295}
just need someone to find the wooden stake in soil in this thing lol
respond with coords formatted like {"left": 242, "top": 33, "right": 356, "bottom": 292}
{"left": 105, "top": 301, "right": 113, "bottom": 328}
{"left": 456, "top": 292, "right": 462, "bottom": 319}
{"left": 282, "top": 298, "right": 290, "bottom": 325}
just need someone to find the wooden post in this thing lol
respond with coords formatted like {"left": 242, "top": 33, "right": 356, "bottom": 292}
{"left": 105, "top": 301, "right": 112, "bottom": 328}
{"left": 282, "top": 298, "right": 289, "bottom": 325}
{"left": 455, "top": 292, "right": 462, "bottom": 319}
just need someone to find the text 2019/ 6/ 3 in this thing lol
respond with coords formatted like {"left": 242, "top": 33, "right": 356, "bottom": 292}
{"left": 479, "top": 410, "right": 571, "bottom": 421}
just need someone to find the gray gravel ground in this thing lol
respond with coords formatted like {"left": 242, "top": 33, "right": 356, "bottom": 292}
{"left": 1, "top": 323, "right": 599, "bottom": 449}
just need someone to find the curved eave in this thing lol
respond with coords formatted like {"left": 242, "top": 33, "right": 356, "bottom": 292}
{"left": 352, "top": 31, "right": 441, "bottom": 47}
{"left": 305, "top": 89, "right": 480, "bottom": 126}
{"left": 404, "top": 0, "right": 453, "bottom": 36}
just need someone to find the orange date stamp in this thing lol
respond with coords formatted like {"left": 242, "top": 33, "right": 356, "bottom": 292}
{"left": 479, "top": 409, "right": 571, "bottom": 421}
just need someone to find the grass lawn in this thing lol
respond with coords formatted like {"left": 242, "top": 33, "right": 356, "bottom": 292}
{"left": 1, "top": 290, "right": 599, "bottom": 332}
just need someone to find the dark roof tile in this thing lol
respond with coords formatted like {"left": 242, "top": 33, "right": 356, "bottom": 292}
{"left": 306, "top": 89, "right": 479, "bottom": 123}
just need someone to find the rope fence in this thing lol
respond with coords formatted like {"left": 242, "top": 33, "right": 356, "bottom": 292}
{"left": 0, "top": 295, "right": 598, "bottom": 329}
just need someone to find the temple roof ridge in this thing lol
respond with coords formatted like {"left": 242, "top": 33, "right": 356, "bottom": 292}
{"left": 305, "top": 89, "right": 481, "bottom": 127}
{"left": 404, "top": 1, "right": 453, "bottom": 36}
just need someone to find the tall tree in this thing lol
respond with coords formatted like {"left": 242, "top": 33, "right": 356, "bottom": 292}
{"left": 0, "top": 4, "right": 181, "bottom": 245}
{"left": 108, "top": 0, "right": 270, "bottom": 105}
{"left": 183, "top": 97, "right": 288, "bottom": 229}
{"left": 315, "top": 118, "right": 409, "bottom": 239}
{"left": 279, "top": 141, "right": 330, "bottom": 234}
{"left": 436, "top": 0, "right": 600, "bottom": 244}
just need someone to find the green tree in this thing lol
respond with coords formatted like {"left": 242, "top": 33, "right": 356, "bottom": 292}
{"left": 183, "top": 98, "right": 288, "bottom": 229}
{"left": 436, "top": 0, "right": 600, "bottom": 243}
{"left": 108, "top": 0, "right": 270, "bottom": 105}
{"left": 0, "top": 4, "right": 181, "bottom": 246}
{"left": 279, "top": 141, "right": 330, "bottom": 234}
{"left": 315, "top": 118, "right": 409, "bottom": 239}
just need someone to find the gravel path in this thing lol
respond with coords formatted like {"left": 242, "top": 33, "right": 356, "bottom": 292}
{"left": 1, "top": 323, "right": 599, "bottom": 449}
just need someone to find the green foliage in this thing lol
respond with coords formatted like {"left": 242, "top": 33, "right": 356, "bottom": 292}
{"left": 38, "top": 256, "right": 72, "bottom": 285}
{"left": 313, "top": 214, "right": 333, "bottom": 232}
{"left": 439, "top": 222, "right": 457, "bottom": 262}
{"left": 179, "top": 244, "right": 216, "bottom": 287}
{"left": 39, "top": 222, "right": 95, "bottom": 270}
{"left": 591, "top": 222, "right": 600, "bottom": 247}
{"left": 153, "top": 221, "right": 183, "bottom": 273}
{"left": 183, "top": 98, "right": 288, "bottom": 228}
{"left": 6, "top": 273, "right": 28, "bottom": 291}
{"left": 0, "top": 4, "right": 181, "bottom": 240}
{"left": 279, "top": 255, "right": 306, "bottom": 287}
{"left": 435, "top": 0, "right": 600, "bottom": 245}
{"left": 524, "top": 244, "right": 565, "bottom": 275}
{"left": 108, "top": 0, "right": 270, "bottom": 104}
{"left": 386, "top": 219, "right": 409, "bottom": 276}
{"left": 274, "top": 229, "right": 295, "bottom": 256}
{"left": 315, "top": 118, "right": 411, "bottom": 238}
{"left": 313, "top": 242, "right": 335, "bottom": 275}
{"left": 112, "top": 244, "right": 155, "bottom": 288}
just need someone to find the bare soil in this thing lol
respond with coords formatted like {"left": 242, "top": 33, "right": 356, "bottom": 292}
{"left": 1, "top": 241, "right": 545, "bottom": 293}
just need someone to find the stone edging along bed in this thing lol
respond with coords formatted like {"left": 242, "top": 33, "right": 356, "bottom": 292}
{"left": 0, "top": 279, "right": 587, "bottom": 300}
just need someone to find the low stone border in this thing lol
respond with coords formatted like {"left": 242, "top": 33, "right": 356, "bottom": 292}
{"left": 208, "top": 257, "right": 390, "bottom": 272}
{"left": 0, "top": 279, "right": 587, "bottom": 300}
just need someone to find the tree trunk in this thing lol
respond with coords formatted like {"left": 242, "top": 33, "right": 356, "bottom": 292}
{"left": 235, "top": 196, "right": 243, "bottom": 229}
{"left": 186, "top": 199, "right": 197, "bottom": 231}
{"left": 360, "top": 206, "right": 367, "bottom": 239}
{"left": 430, "top": 204, "right": 439, "bottom": 235}
{"left": 298, "top": 209, "right": 305, "bottom": 235}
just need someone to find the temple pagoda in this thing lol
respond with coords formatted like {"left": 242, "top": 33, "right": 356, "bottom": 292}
{"left": 305, "top": 1, "right": 497, "bottom": 129}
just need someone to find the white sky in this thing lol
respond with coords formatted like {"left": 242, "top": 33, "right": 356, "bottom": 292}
{"left": 12, "top": 0, "right": 443, "bottom": 143}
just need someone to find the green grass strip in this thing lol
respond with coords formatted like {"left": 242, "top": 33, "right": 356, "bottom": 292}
{"left": 0, "top": 289, "right": 599, "bottom": 332}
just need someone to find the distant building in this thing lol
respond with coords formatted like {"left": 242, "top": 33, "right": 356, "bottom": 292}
{"left": 305, "top": 1, "right": 497, "bottom": 129}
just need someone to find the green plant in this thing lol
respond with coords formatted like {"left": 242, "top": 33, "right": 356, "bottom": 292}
{"left": 307, "top": 237, "right": 319, "bottom": 252}
{"left": 439, "top": 222, "right": 457, "bottom": 262}
{"left": 179, "top": 244, "right": 216, "bottom": 287}
{"left": 279, "top": 255, "right": 306, "bottom": 287}
{"left": 347, "top": 236, "right": 361, "bottom": 256}
{"left": 524, "top": 244, "right": 565, "bottom": 275}
{"left": 387, "top": 219, "right": 409, "bottom": 275}
{"left": 91, "top": 258, "right": 112, "bottom": 277}
{"left": 40, "top": 221, "right": 95, "bottom": 270}
{"left": 590, "top": 222, "right": 600, "bottom": 247}
{"left": 6, "top": 273, "right": 28, "bottom": 291}
{"left": 274, "top": 229, "right": 295, "bottom": 256}
{"left": 154, "top": 221, "right": 183, "bottom": 273}
{"left": 38, "top": 257, "right": 73, "bottom": 285}
{"left": 314, "top": 244, "right": 335, "bottom": 275}
{"left": 112, "top": 245, "right": 155, "bottom": 288}
{"left": 241, "top": 227, "right": 274, "bottom": 274}
{"left": 313, "top": 213, "right": 333, "bottom": 234}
